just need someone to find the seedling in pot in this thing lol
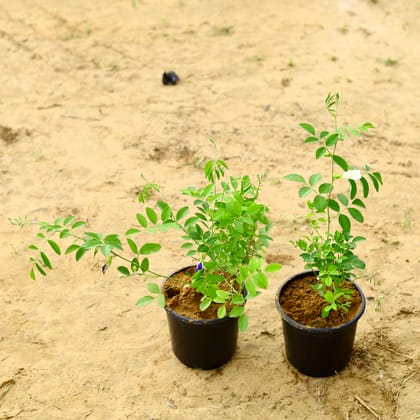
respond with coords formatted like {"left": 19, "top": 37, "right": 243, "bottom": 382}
{"left": 284, "top": 93, "right": 383, "bottom": 318}
{"left": 11, "top": 140, "right": 281, "bottom": 331}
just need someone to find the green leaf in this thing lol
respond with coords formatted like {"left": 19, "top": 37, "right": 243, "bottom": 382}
{"left": 253, "top": 272, "right": 268, "bottom": 289}
{"left": 315, "top": 146, "right": 328, "bottom": 159}
{"left": 217, "top": 306, "right": 227, "bottom": 319}
{"left": 299, "top": 122, "right": 315, "bottom": 135}
{"left": 360, "top": 177, "right": 369, "bottom": 198}
{"left": 139, "top": 243, "right": 161, "bottom": 255}
{"left": 136, "top": 296, "right": 154, "bottom": 307}
{"left": 75, "top": 247, "right": 87, "bottom": 261}
{"left": 184, "top": 216, "right": 199, "bottom": 228}
{"left": 64, "top": 216, "right": 76, "bottom": 226}
{"left": 324, "top": 276, "right": 333, "bottom": 287}
{"left": 309, "top": 173, "right": 322, "bottom": 187}
{"left": 326, "top": 133, "right": 339, "bottom": 146}
{"left": 85, "top": 232, "right": 101, "bottom": 240}
{"left": 238, "top": 313, "right": 248, "bottom": 331}
{"left": 348, "top": 207, "right": 364, "bottom": 223}
{"left": 368, "top": 173, "right": 380, "bottom": 192}
{"left": 197, "top": 244, "right": 208, "bottom": 253}
{"left": 65, "top": 244, "right": 79, "bottom": 254}
{"left": 265, "top": 263, "right": 282, "bottom": 273}
{"left": 136, "top": 213, "right": 148, "bottom": 228}
{"left": 29, "top": 268, "right": 36, "bottom": 280}
{"left": 147, "top": 283, "right": 161, "bottom": 294}
{"left": 127, "top": 238, "right": 138, "bottom": 254}
{"left": 353, "top": 236, "right": 366, "bottom": 243}
{"left": 200, "top": 297, "right": 212, "bottom": 312}
{"left": 313, "top": 195, "right": 328, "bottom": 212}
{"left": 140, "top": 258, "right": 149, "bottom": 272}
{"left": 339, "top": 211, "right": 351, "bottom": 232}
{"left": 146, "top": 207, "right": 157, "bottom": 224}
{"left": 99, "top": 245, "right": 111, "bottom": 257}
{"left": 47, "top": 240, "right": 61, "bottom": 255}
{"left": 337, "top": 193, "right": 349, "bottom": 206}
{"left": 284, "top": 174, "right": 305, "bottom": 183}
{"left": 373, "top": 171, "right": 383, "bottom": 185}
{"left": 130, "top": 257, "right": 139, "bottom": 272}
{"left": 229, "top": 306, "right": 244, "bottom": 318}
{"left": 104, "top": 235, "right": 123, "bottom": 250}
{"left": 40, "top": 252, "right": 52, "bottom": 269}
{"left": 352, "top": 199, "right": 366, "bottom": 208}
{"left": 161, "top": 206, "right": 172, "bottom": 222}
{"left": 28, "top": 244, "right": 38, "bottom": 251}
{"left": 157, "top": 293, "right": 165, "bottom": 308}
{"left": 117, "top": 266, "right": 130, "bottom": 276}
{"left": 298, "top": 187, "right": 312, "bottom": 198}
{"left": 248, "top": 256, "right": 261, "bottom": 272}
{"left": 349, "top": 179, "right": 357, "bottom": 200}
{"left": 231, "top": 294, "right": 245, "bottom": 305}
{"left": 54, "top": 217, "right": 65, "bottom": 226}
{"left": 59, "top": 229, "right": 71, "bottom": 239}
{"left": 332, "top": 155, "right": 348, "bottom": 171}
{"left": 322, "top": 306, "right": 332, "bottom": 318}
{"left": 126, "top": 228, "right": 141, "bottom": 236}
{"left": 176, "top": 206, "right": 189, "bottom": 221}
{"left": 296, "top": 239, "right": 307, "bottom": 250}
{"left": 35, "top": 263, "right": 46, "bottom": 276}
{"left": 83, "top": 238, "right": 101, "bottom": 250}
{"left": 245, "top": 279, "right": 257, "bottom": 297}
{"left": 327, "top": 199, "right": 340, "bottom": 212}
{"left": 146, "top": 222, "right": 178, "bottom": 233}
{"left": 304, "top": 136, "right": 319, "bottom": 143}
{"left": 353, "top": 258, "right": 366, "bottom": 269}
{"left": 156, "top": 201, "right": 168, "bottom": 211}
{"left": 361, "top": 122, "right": 375, "bottom": 129}
{"left": 320, "top": 131, "right": 329, "bottom": 138}
{"left": 319, "top": 183, "right": 333, "bottom": 194}
{"left": 347, "top": 127, "right": 361, "bottom": 137}
{"left": 216, "top": 290, "right": 230, "bottom": 300}
{"left": 72, "top": 221, "right": 86, "bottom": 229}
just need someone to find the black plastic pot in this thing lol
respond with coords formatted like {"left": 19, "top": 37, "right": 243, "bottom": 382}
{"left": 275, "top": 271, "right": 366, "bottom": 377}
{"left": 163, "top": 266, "right": 239, "bottom": 370}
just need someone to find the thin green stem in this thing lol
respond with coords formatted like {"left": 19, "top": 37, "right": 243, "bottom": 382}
{"left": 110, "top": 250, "right": 132, "bottom": 264}
{"left": 326, "top": 96, "right": 339, "bottom": 235}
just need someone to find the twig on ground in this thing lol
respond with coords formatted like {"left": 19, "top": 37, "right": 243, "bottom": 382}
{"left": 394, "top": 370, "right": 417, "bottom": 416}
{"left": 355, "top": 395, "right": 381, "bottom": 419}
{"left": 1, "top": 409, "right": 23, "bottom": 419}
{"left": 0, "top": 379, "right": 16, "bottom": 400}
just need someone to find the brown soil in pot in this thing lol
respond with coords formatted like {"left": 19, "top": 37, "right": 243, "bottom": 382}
{"left": 279, "top": 274, "right": 362, "bottom": 328}
{"left": 163, "top": 266, "right": 237, "bottom": 320}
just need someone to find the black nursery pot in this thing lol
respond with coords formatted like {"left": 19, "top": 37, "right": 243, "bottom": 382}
{"left": 275, "top": 271, "right": 366, "bottom": 377}
{"left": 163, "top": 267, "right": 239, "bottom": 370}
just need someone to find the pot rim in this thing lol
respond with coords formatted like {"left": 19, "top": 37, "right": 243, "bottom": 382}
{"left": 162, "top": 265, "right": 237, "bottom": 326}
{"left": 275, "top": 270, "right": 366, "bottom": 333}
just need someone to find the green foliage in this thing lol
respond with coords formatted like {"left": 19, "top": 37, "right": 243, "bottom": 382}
{"left": 285, "top": 93, "right": 382, "bottom": 318}
{"left": 10, "top": 141, "right": 281, "bottom": 331}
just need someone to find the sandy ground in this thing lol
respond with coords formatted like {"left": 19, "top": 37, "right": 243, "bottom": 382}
{"left": 1, "top": 0, "right": 419, "bottom": 418}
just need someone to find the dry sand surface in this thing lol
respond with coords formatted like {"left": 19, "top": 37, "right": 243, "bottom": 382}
{"left": 1, "top": 0, "right": 419, "bottom": 418}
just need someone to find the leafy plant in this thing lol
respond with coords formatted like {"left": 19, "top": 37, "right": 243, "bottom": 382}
{"left": 284, "top": 93, "right": 383, "bottom": 318}
{"left": 11, "top": 141, "right": 281, "bottom": 331}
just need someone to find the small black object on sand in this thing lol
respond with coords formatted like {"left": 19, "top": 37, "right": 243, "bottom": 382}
{"left": 162, "top": 71, "right": 179, "bottom": 85}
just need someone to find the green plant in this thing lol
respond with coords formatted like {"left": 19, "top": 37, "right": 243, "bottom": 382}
{"left": 11, "top": 141, "right": 281, "bottom": 331}
{"left": 384, "top": 58, "right": 398, "bottom": 67}
{"left": 284, "top": 93, "right": 383, "bottom": 318}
